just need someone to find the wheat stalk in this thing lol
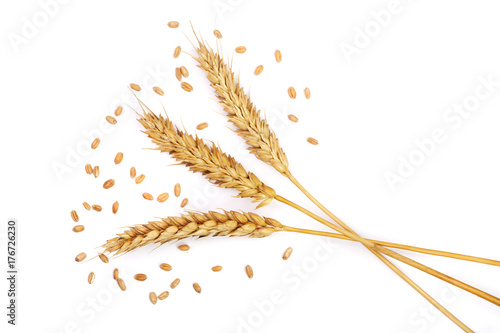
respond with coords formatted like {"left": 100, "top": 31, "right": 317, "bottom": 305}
{"left": 102, "top": 210, "right": 283, "bottom": 256}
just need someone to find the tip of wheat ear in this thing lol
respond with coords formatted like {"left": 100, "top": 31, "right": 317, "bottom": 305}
{"left": 101, "top": 211, "right": 284, "bottom": 256}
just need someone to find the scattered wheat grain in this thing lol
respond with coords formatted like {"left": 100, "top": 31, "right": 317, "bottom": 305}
{"left": 115, "top": 106, "right": 123, "bottom": 116}
{"left": 130, "top": 167, "right": 137, "bottom": 179}
{"left": 304, "top": 87, "right": 311, "bottom": 99}
{"left": 170, "top": 278, "right": 180, "bottom": 289}
{"left": 157, "top": 192, "right": 169, "bottom": 202}
{"left": 113, "top": 268, "right": 119, "bottom": 280}
{"left": 307, "top": 137, "right": 318, "bottom": 145}
{"left": 71, "top": 210, "right": 79, "bottom": 222}
{"left": 178, "top": 244, "right": 190, "bottom": 251}
{"left": 73, "top": 225, "right": 84, "bottom": 233}
{"left": 103, "top": 179, "right": 115, "bottom": 189}
{"left": 75, "top": 252, "right": 86, "bottom": 262}
{"left": 283, "top": 247, "right": 293, "bottom": 260}
{"left": 149, "top": 292, "right": 157, "bottom": 304}
{"left": 93, "top": 165, "right": 99, "bottom": 178}
{"left": 196, "top": 122, "right": 208, "bottom": 130}
{"left": 275, "top": 49, "right": 282, "bottom": 63}
{"left": 135, "top": 174, "right": 145, "bottom": 184}
{"left": 134, "top": 273, "right": 148, "bottom": 281}
{"left": 174, "top": 183, "right": 181, "bottom": 197}
{"left": 85, "top": 164, "right": 93, "bottom": 174}
{"left": 160, "top": 263, "right": 172, "bottom": 271}
{"left": 117, "top": 278, "right": 126, "bottom": 291}
{"left": 114, "top": 152, "right": 123, "bottom": 164}
{"left": 235, "top": 46, "right": 246, "bottom": 53}
{"left": 245, "top": 265, "right": 253, "bottom": 279}
{"left": 91, "top": 138, "right": 100, "bottom": 149}
{"left": 83, "top": 202, "right": 91, "bottom": 210}
{"left": 180, "top": 198, "right": 188, "bottom": 207}
{"left": 99, "top": 253, "right": 109, "bottom": 263}
{"left": 212, "top": 265, "right": 222, "bottom": 272}
{"left": 181, "top": 82, "right": 193, "bottom": 92}
{"left": 106, "top": 116, "right": 117, "bottom": 125}
{"left": 173, "top": 46, "right": 181, "bottom": 58}
{"left": 180, "top": 66, "right": 189, "bottom": 78}
{"left": 112, "top": 201, "right": 119, "bottom": 214}
{"left": 254, "top": 65, "right": 263, "bottom": 75}
{"left": 158, "top": 291, "right": 169, "bottom": 300}
{"left": 143, "top": 192, "right": 153, "bottom": 200}
{"left": 213, "top": 29, "right": 222, "bottom": 39}
{"left": 167, "top": 21, "right": 179, "bottom": 28}
{"left": 153, "top": 86, "right": 164, "bottom": 96}
{"left": 175, "top": 67, "right": 182, "bottom": 81}
{"left": 288, "top": 114, "right": 298, "bottom": 123}
{"left": 193, "top": 283, "right": 201, "bottom": 293}
{"left": 130, "top": 83, "right": 141, "bottom": 91}
{"left": 88, "top": 272, "right": 95, "bottom": 284}
{"left": 288, "top": 87, "right": 296, "bottom": 99}
{"left": 92, "top": 205, "right": 102, "bottom": 212}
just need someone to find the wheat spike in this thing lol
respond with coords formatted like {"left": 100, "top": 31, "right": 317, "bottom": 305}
{"left": 137, "top": 103, "right": 276, "bottom": 208}
{"left": 101, "top": 210, "right": 283, "bottom": 256}
{"left": 193, "top": 39, "right": 289, "bottom": 175}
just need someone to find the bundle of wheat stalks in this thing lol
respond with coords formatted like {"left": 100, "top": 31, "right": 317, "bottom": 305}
{"left": 100, "top": 34, "right": 499, "bottom": 332}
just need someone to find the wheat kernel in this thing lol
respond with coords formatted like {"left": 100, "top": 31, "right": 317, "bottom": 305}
{"left": 143, "top": 192, "right": 153, "bottom": 200}
{"left": 213, "top": 29, "right": 222, "bottom": 39}
{"left": 91, "top": 138, "right": 100, "bottom": 149}
{"left": 75, "top": 252, "right": 86, "bottom": 262}
{"left": 304, "top": 87, "right": 311, "bottom": 99}
{"left": 73, "top": 225, "right": 84, "bottom": 233}
{"left": 288, "top": 114, "right": 298, "bottom": 123}
{"left": 149, "top": 292, "right": 157, "bottom": 304}
{"left": 92, "top": 205, "right": 102, "bottom": 212}
{"left": 180, "top": 198, "right": 188, "bottom": 207}
{"left": 130, "top": 167, "right": 137, "bottom": 179}
{"left": 83, "top": 202, "right": 91, "bottom": 210}
{"left": 174, "top": 183, "right": 181, "bottom": 197}
{"left": 196, "top": 122, "right": 208, "bottom": 130}
{"left": 173, "top": 46, "right": 181, "bottom": 58}
{"left": 106, "top": 116, "right": 117, "bottom": 125}
{"left": 170, "top": 278, "right": 180, "bottom": 289}
{"left": 85, "top": 163, "right": 93, "bottom": 174}
{"left": 193, "top": 283, "right": 202, "bottom": 293}
{"left": 275, "top": 49, "right": 282, "bottom": 63}
{"left": 71, "top": 210, "right": 79, "bottom": 222}
{"left": 93, "top": 165, "right": 99, "bottom": 178}
{"left": 135, "top": 174, "right": 145, "bottom": 184}
{"left": 254, "top": 65, "right": 263, "bottom": 76}
{"left": 114, "top": 152, "right": 123, "bottom": 164}
{"left": 112, "top": 201, "right": 119, "bottom": 214}
{"left": 245, "top": 265, "right": 253, "bottom": 279}
{"left": 117, "top": 278, "right": 126, "bottom": 291}
{"left": 288, "top": 87, "right": 296, "bottom": 99}
{"left": 160, "top": 263, "right": 172, "bottom": 271}
{"left": 157, "top": 192, "right": 169, "bottom": 202}
{"left": 99, "top": 253, "right": 109, "bottom": 263}
{"left": 134, "top": 274, "right": 148, "bottom": 281}
{"left": 180, "top": 66, "right": 189, "bottom": 78}
{"left": 153, "top": 86, "right": 164, "bottom": 96}
{"left": 212, "top": 265, "right": 222, "bottom": 272}
{"left": 167, "top": 21, "right": 179, "bottom": 28}
{"left": 178, "top": 244, "right": 190, "bottom": 251}
{"left": 307, "top": 137, "right": 319, "bottom": 145}
{"left": 181, "top": 82, "right": 193, "bottom": 92}
{"left": 114, "top": 106, "right": 123, "bottom": 116}
{"left": 103, "top": 179, "right": 115, "bottom": 189}
{"left": 88, "top": 272, "right": 95, "bottom": 284}
{"left": 130, "top": 83, "right": 141, "bottom": 91}
{"left": 235, "top": 46, "right": 246, "bottom": 53}
{"left": 282, "top": 247, "right": 293, "bottom": 260}
{"left": 113, "top": 268, "right": 119, "bottom": 280}
{"left": 175, "top": 67, "right": 182, "bottom": 81}
{"left": 158, "top": 291, "right": 169, "bottom": 300}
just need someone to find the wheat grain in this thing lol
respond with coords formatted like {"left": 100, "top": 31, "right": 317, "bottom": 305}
{"left": 196, "top": 122, "right": 208, "bottom": 130}
{"left": 282, "top": 247, "right": 293, "bottom": 260}
{"left": 73, "top": 225, "right": 84, "bottom": 233}
{"left": 175, "top": 67, "right": 182, "bottom": 81}
{"left": 174, "top": 46, "right": 181, "bottom": 58}
{"left": 134, "top": 274, "right": 148, "bottom": 281}
{"left": 167, "top": 21, "right": 179, "bottom": 28}
{"left": 149, "top": 292, "right": 157, "bottom": 304}
{"left": 114, "top": 152, "right": 123, "bottom": 164}
{"left": 288, "top": 87, "right": 296, "bottom": 99}
{"left": 91, "top": 138, "right": 100, "bottom": 149}
{"left": 153, "top": 86, "right": 164, "bottom": 96}
{"left": 106, "top": 116, "right": 117, "bottom": 125}
{"left": 212, "top": 265, "right": 222, "bottom": 272}
{"left": 307, "top": 137, "right": 318, "bottom": 145}
{"left": 235, "top": 46, "right": 246, "bottom": 53}
{"left": 193, "top": 282, "right": 202, "bottom": 293}
{"left": 137, "top": 107, "right": 276, "bottom": 207}
{"left": 181, "top": 82, "right": 193, "bottom": 92}
{"left": 157, "top": 192, "right": 169, "bottom": 202}
{"left": 245, "top": 265, "right": 253, "bottom": 279}
{"left": 103, "top": 179, "right": 115, "bottom": 189}
{"left": 100, "top": 210, "right": 283, "bottom": 256}
{"left": 130, "top": 167, "right": 137, "bottom": 179}
{"left": 180, "top": 198, "right": 188, "bottom": 207}
{"left": 113, "top": 268, "right": 119, "bottom": 280}
{"left": 83, "top": 202, "right": 91, "bottom": 210}
{"left": 275, "top": 49, "right": 282, "bottom": 62}
{"left": 304, "top": 87, "right": 311, "bottom": 99}
{"left": 130, "top": 83, "right": 141, "bottom": 91}
{"left": 193, "top": 40, "right": 289, "bottom": 175}
{"left": 93, "top": 165, "right": 99, "bottom": 178}
{"left": 143, "top": 192, "right": 153, "bottom": 200}
{"left": 71, "top": 210, "right": 79, "bottom": 222}
{"left": 158, "top": 291, "right": 169, "bottom": 300}
{"left": 174, "top": 183, "right": 181, "bottom": 197}
{"left": 112, "top": 201, "right": 119, "bottom": 214}
{"left": 92, "top": 205, "right": 102, "bottom": 212}
{"left": 85, "top": 164, "right": 93, "bottom": 174}
{"left": 288, "top": 115, "right": 298, "bottom": 123}
{"left": 117, "top": 278, "right": 126, "bottom": 291}
{"left": 135, "top": 174, "right": 145, "bottom": 184}
{"left": 178, "top": 244, "right": 190, "bottom": 251}
{"left": 254, "top": 65, "right": 263, "bottom": 75}
{"left": 88, "top": 272, "right": 95, "bottom": 284}
{"left": 170, "top": 278, "right": 180, "bottom": 289}
{"left": 180, "top": 66, "right": 189, "bottom": 78}
{"left": 160, "top": 263, "right": 172, "bottom": 271}
{"left": 213, "top": 30, "right": 222, "bottom": 39}
{"left": 115, "top": 106, "right": 123, "bottom": 116}
{"left": 75, "top": 252, "right": 86, "bottom": 262}
{"left": 99, "top": 253, "right": 109, "bottom": 263}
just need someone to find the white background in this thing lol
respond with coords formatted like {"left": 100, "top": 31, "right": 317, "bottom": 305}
{"left": 1, "top": 0, "right": 500, "bottom": 332}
